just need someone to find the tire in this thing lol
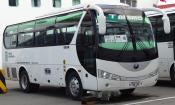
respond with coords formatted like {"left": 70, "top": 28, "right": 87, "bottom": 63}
{"left": 19, "top": 70, "right": 39, "bottom": 93}
{"left": 66, "top": 72, "right": 84, "bottom": 100}
{"left": 120, "top": 88, "right": 135, "bottom": 96}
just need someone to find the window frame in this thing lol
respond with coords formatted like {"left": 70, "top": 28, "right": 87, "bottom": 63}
{"left": 53, "top": 0, "right": 61, "bottom": 8}
{"left": 31, "top": 0, "right": 41, "bottom": 7}
{"left": 9, "top": 0, "right": 19, "bottom": 7}
{"left": 72, "top": 0, "right": 80, "bottom": 6}
{"left": 17, "top": 32, "right": 34, "bottom": 47}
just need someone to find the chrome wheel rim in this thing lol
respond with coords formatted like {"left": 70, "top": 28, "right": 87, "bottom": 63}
{"left": 69, "top": 77, "right": 80, "bottom": 97}
{"left": 21, "top": 74, "right": 28, "bottom": 89}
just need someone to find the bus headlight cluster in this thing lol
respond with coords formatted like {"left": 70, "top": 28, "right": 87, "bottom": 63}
{"left": 98, "top": 69, "right": 158, "bottom": 81}
{"left": 148, "top": 69, "right": 158, "bottom": 77}
{"left": 98, "top": 69, "right": 121, "bottom": 81}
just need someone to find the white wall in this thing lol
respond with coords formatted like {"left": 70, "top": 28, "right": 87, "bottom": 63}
{"left": 137, "top": 0, "right": 157, "bottom": 8}
{"left": 137, "top": 0, "right": 175, "bottom": 8}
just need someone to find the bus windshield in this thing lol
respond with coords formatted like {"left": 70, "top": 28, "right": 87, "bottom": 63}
{"left": 98, "top": 6, "right": 158, "bottom": 62}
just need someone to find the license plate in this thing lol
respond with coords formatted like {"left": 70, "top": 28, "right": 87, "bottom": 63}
{"left": 129, "top": 81, "right": 140, "bottom": 87}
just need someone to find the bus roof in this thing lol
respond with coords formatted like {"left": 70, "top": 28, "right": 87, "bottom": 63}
{"left": 36, "top": 3, "right": 129, "bottom": 19}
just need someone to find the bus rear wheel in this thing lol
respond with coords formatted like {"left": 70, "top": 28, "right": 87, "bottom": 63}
{"left": 66, "top": 72, "right": 83, "bottom": 100}
{"left": 19, "top": 70, "right": 39, "bottom": 93}
{"left": 120, "top": 88, "right": 135, "bottom": 96}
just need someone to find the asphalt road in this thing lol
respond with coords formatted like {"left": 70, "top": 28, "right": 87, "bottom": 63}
{"left": 1, "top": 80, "right": 175, "bottom": 105}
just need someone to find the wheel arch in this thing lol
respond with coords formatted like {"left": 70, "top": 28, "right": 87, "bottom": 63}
{"left": 18, "top": 66, "right": 28, "bottom": 79}
{"left": 65, "top": 68, "right": 81, "bottom": 84}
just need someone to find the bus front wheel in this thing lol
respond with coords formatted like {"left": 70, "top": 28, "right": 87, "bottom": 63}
{"left": 19, "top": 70, "right": 39, "bottom": 93}
{"left": 120, "top": 88, "right": 135, "bottom": 96}
{"left": 66, "top": 72, "right": 83, "bottom": 100}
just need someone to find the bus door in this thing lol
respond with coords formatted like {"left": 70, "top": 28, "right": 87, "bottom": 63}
{"left": 154, "top": 17, "right": 172, "bottom": 78}
{"left": 76, "top": 11, "right": 97, "bottom": 90}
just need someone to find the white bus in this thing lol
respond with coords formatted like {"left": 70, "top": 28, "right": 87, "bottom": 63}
{"left": 149, "top": 9, "right": 175, "bottom": 82}
{"left": 2, "top": 4, "right": 170, "bottom": 99}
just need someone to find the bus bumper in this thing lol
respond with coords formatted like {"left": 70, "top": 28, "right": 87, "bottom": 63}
{"left": 97, "top": 73, "right": 158, "bottom": 91}
{"left": 0, "top": 69, "right": 8, "bottom": 94}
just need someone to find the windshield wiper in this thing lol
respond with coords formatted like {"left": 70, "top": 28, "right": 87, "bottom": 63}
{"left": 116, "top": 15, "right": 137, "bottom": 60}
{"left": 125, "top": 16, "right": 137, "bottom": 51}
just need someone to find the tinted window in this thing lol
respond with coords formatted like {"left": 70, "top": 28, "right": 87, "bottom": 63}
{"left": 53, "top": 0, "right": 61, "bottom": 8}
{"left": 55, "top": 28, "right": 64, "bottom": 45}
{"left": 31, "top": 0, "right": 41, "bottom": 7}
{"left": 44, "top": 29, "right": 56, "bottom": 45}
{"left": 18, "top": 21, "right": 35, "bottom": 32}
{"left": 18, "top": 32, "right": 34, "bottom": 47}
{"left": 4, "top": 34, "right": 17, "bottom": 48}
{"left": 35, "top": 17, "right": 56, "bottom": 46}
{"left": 4, "top": 25, "right": 18, "bottom": 48}
{"left": 9, "top": 0, "right": 19, "bottom": 6}
{"left": 55, "top": 11, "right": 83, "bottom": 45}
{"left": 17, "top": 21, "right": 35, "bottom": 47}
{"left": 4, "top": 12, "right": 83, "bottom": 48}
{"left": 35, "top": 30, "right": 45, "bottom": 46}
{"left": 65, "top": 26, "right": 76, "bottom": 44}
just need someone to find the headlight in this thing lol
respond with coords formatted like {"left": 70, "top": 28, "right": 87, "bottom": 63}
{"left": 98, "top": 69, "right": 121, "bottom": 81}
{"left": 98, "top": 70, "right": 110, "bottom": 79}
{"left": 149, "top": 69, "right": 158, "bottom": 77}
{"left": 98, "top": 69, "right": 158, "bottom": 81}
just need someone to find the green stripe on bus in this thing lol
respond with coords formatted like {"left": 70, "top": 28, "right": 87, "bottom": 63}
{"left": 99, "top": 41, "right": 155, "bottom": 50}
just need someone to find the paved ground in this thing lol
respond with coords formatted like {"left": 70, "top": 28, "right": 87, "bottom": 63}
{"left": 1, "top": 80, "right": 175, "bottom": 105}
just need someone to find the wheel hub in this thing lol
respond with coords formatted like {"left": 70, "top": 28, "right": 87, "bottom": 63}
{"left": 21, "top": 74, "right": 28, "bottom": 89}
{"left": 69, "top": 77, "right": 80, "bottom": 97}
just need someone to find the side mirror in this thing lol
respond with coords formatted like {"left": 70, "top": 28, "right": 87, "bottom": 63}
{"left": 162, "top": 14, "right": 171, "bottom": 34}
{"left": 98, "top": 15, "right": 106, "bottom": 34}
{"left": 85, "top": 4, "right": 106, "bottom": 34}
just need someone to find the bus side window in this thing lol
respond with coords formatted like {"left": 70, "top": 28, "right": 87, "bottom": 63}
{"left": 4, "top": 25, "right": 18, "bottom": 48}
{"left": 35, "top": 30, "right": 45, "bottom": 46}
{"left": 55, "top": 11, "right": 82, "bottom": 45}
{"left": 56, "top": 28, "right": 65, "bottom": 45}
{"left": 44, "top": 29, "right": 56, "bottom": 46}
{"left": 4, "top": 34, "right": 17, "bottom": 48}
{"left": 65, "top": 25, "right": 76, "bottom": 44}
{"left": 18, "top": 32, "right": 34, "bottom": 47}
{"left": 55, "top": 25, "right": 76, "bottom": 45}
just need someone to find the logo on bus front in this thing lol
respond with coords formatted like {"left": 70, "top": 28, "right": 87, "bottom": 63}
{"left": 133, "top": 64, "right": 139, "bottom": 69}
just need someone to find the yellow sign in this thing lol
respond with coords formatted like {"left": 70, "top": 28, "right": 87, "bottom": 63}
{"left": 0, "top": 80, "right": 7, "bottom": 93}
{"left": 0, "top": 70, "right": 7, "bottom": 93}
